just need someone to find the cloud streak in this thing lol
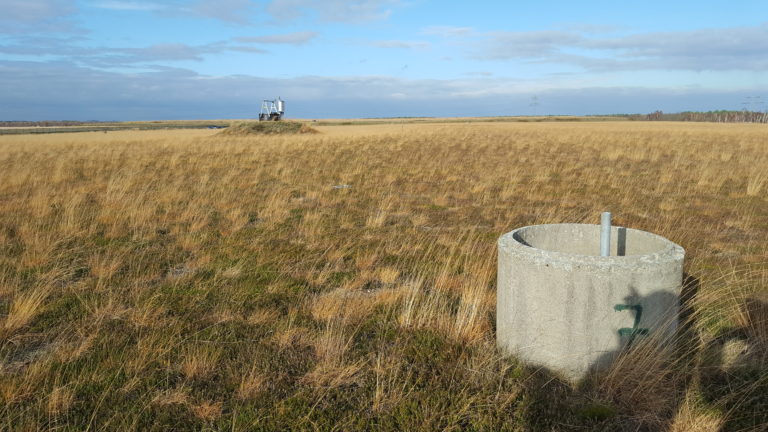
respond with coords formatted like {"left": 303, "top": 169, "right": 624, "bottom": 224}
{"left": 90, "top": 1, "right": 166, "bottom": 11}
{"left": 235, "top": 31, "right": 319, "bottom": 45}
{"left": 89, "top": 0, "right": 398, "bottom": 25}
{"left": 474, "top": 23, "right": 768, "bottom": 71}
{"left": 189, "top": 0, "right": 255, "bottom": 24}
{"left": 0, "top": 37, "right": 276, "bottom": 68}
{"left": 0, "top": 0, "right": 77, "bottom": 34}
{"left": 370, "top": 40, "right": 430, "bottom": 49}
{"left": 421, "top": 26, "right": 474, "bottom": 37}
{"left": 89, "top": 0, "right": 255, "bottom": 24}
{"left": 266, "top": 0, "right": 399, "bottom": 23}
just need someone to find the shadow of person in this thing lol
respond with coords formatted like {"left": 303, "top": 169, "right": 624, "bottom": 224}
{"left": 517, "top": 365, "right": 578, "bottom": 431}
{"left": 514, "top": 279, "right": 700, "bottom": 431}
{"left": 573, "top": 277, "right": 702, "bottom": 430}
{"left": 676, "top": 275, "right": 701, "bottom": 379}
{"left": 699, "top": 296, "right": 768, "bottom": 431}
{"left": 512, "top": 276, "right": 767, "bottom": 431}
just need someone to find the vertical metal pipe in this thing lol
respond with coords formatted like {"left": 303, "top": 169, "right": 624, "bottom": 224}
{"left": 600, "top": 212, "right": 611, "bottom": 256}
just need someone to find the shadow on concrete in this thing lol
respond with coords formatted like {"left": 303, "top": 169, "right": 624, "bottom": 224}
{"left": 511, "top": 231, "right": 531, "bottom": 247}
{"left": 616, "top": 227, "right": 627, "bottom": 256}
{"left": 515, "top": 275, "right": 768, "bottom": 431}
{"left": 517, "top": 274, "right": 702, "bottom": 430}
{"left": 587, "top": 288, "right": 687, "bottom": 430}
{"left": 513, "top": 226, "right": 628, "bottom": 256}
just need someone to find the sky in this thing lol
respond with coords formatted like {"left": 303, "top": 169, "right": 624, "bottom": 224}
{"left": 1, "top": 0, "right": 767, "bottom": 120}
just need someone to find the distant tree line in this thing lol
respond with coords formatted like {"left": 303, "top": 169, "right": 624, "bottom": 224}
{"left": 627, "top": 110, "right": 768, "bottom": 123}
{"left": 0, "top": 121, "right": 86, "bottom": 127}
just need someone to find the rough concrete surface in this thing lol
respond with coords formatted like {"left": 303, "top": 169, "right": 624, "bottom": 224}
{"left": 497, "top": 224, "right": 684, "bottom": 381}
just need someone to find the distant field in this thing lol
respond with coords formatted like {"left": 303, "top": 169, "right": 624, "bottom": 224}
{"left": 0, "top": 120, "right": 232, "bottom": 135}
{"left": 0, "top": 116, "right": 624, "bottom": 135}
{"left": 0, "top": 121, "right": 765, "bottom": 430}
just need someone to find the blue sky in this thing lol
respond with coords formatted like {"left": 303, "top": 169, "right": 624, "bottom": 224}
{"left": 1, "top": 0, "right": 767, "bottom": 120}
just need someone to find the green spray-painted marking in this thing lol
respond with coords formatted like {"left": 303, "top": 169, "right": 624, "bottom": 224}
{"left": 614, "top": 304, "right": 649, "bottom": 347}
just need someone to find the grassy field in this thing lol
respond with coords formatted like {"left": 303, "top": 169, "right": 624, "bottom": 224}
{"left": 0, "top": 121, "right": 766, "bottom": 430}
{"left": 0, "top": 116, "right": 627, "bottom": 135}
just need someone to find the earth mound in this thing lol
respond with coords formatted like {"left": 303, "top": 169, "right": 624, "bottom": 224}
{"left": 218, "top": 121, "right": 319, "bottom": 136}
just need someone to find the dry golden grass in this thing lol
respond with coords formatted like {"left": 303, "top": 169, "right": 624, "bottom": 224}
{"left": 151, "top": 387, "right": 189, "bottom": 406}
{"left": 191, "top": 400, "right": 223, "bottom": 421}
{"left": 0, "top": 121, "right": 765, "bottom": 430}
{"left": 236, "top": 367, "right": 268, "bottom": 400}
{"left": 180, "top": 346, "right": 221, "bottom": 380}
{"left": 2, "top": 286, "right": 49, "bottom": 336}
{"left": 670, "top": 396, "right": 725, "bottom": 432}
{"left": 46, "top": 385, "right": 74, "bottom": 415}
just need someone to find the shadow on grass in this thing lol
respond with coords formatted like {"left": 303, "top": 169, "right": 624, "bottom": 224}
{"left": 699, "top": 296, "right": 768, "bottom": 431}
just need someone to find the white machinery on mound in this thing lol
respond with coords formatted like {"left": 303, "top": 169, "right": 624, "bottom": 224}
{"left": 259, "top": 97, "right": 285, "bottom": 121}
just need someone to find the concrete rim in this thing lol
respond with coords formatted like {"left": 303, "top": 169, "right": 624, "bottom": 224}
{"left": 498, "top": 223, "right": 685, "bottom": 270}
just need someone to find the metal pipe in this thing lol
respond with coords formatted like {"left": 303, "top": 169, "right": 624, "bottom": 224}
{"left": 600, "top": 212, "right": 611, "bottom": 256}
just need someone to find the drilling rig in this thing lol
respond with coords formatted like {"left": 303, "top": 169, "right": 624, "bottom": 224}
{"left": 259, "top": 97, "right": 284, "bottom": 121}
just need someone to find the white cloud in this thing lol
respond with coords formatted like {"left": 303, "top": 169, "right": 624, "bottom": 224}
{"left": 556, "top": 23, "right": 624, "bottom": 34}
{"left": 464, "top": 71, "right": 493, "bottom": 77}
{"left": 370, "top": 40, "right": 430, "bottom": 49}
{"left": 475, "top": 23, "right": 768, "bottom": 72}
{"left": 89, "top": 0, "right": 256, "bottom": 25}
{"left": 119, "top": 43, "right": 213, "bottom": 62}
{"left": 0, "top": 0, "right": 76, "bottom": 34}
{"left": 90, "top": 1, "right": 165, "bottom": 11}
{"left": 235, "top": 31, "right": 319, "bottom": 45}
{"left": 422, "top": 25, "right": 474, "bottom": 37}
{"left": 97, "top": 42, "right": 269, "bottom": 65}
{"left": 584, "top": 24, "right": 768, "bottom": 68}
{"left": 420, "top": 22, "right": 768, "bottom": 72}
{"left": 266, "top": 0, "right": 398, "bottom": 23}
{"left": 2, "top": 0, "right": 73, "bottom": 21}
{"left": 482, "top": 30, "right": 583, "bottom": 58}
{"left": 0, "top": 38, "right": 268, "bottom": 67}
{"left": 190, "top": 0, "right": 255, "bottom": 24}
